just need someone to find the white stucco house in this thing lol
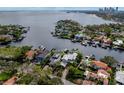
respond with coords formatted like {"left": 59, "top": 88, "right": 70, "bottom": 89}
{"left": 61, "top": 53, "right": 78, "bottom": 67}
{"left": 113, "top": 40, "right": 123, "bottom": 46}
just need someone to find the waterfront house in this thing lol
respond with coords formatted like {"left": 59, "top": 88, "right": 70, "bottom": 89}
{"left": 97, "top": 69, "right": 110, "bottom": 79}
{"left": 3, "top": 76, "right": 17, "bottom": 85}
{"left": 35, "top": 50, "right": 49, "bottom": 62}
{"left": 25, "top": 50, "right": 35, "bottom": 60}
{"left": 84, "top": 70, "right": 109, "bottom": 85}
{"left": 35, "top": 53, "right": 45, "bottom": 62}
{"left": 103, "top": 38, "right": 112, "bottom": 45}
{"left": 92, "top": 60, "right": 109, "bottom": 70}
{"left": 101, "top": 43, "right": 110, "bottom": 49}
{"left": 50, "top": 53, "right": 61, "bottom": 65}
{"left": 0, "top": 35, "right": 13, "bottom": 40}
{"left": 94, "top": 36, "right": 112, "bottom": 45}
{"left": 61, "top": 53, "right": 78, "bottom": 67}
{"left": 94, "top": 36, "right": 104, "bottom": 41}
{"left": 62, "top": 53, "right": 77, "bottom": 61}
{"left": 0, "top": 35, "right": 13, "bottom": 44}
{"left": 113, "top": 40, "right": 123, "bottom": 46}
{"left": 75, "top": 34, "right": 84, "bottom": 40}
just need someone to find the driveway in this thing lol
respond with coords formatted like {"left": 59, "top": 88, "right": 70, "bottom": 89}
{"left": 61, "top": 68, "right": 75, "bottom": 85}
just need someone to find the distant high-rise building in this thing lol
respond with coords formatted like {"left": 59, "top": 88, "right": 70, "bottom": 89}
{"left": 116, "top": 7, "right": 118, "bottom": 11}
{"left": 99, "top": 7, "right": 119, "bottom": 13}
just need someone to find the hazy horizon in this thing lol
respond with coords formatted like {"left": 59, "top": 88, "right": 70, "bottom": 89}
{"left": 0, "top": 7, "right": 124, "bottom": 11}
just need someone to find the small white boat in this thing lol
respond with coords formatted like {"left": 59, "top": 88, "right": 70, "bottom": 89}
{"left": 39, "top": 45, "right": 46, "bottom": 50}
{"left": 81, "top": 41, "right": 87, "bottom": 46}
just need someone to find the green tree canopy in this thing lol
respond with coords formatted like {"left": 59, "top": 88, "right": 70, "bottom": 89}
{"left": 100, "top": 56, "right": 118, "bottom": 67}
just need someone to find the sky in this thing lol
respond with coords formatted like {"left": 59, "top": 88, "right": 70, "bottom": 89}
{"left": 0, "top": 7, "right": 124, "bottom": 11}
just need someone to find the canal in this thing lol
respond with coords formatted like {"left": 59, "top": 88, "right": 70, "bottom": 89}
{"left": 0, "top": 11, "right": 123, "bottom": 62}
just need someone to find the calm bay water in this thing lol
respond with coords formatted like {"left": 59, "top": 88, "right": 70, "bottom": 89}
{"left": 0, "top": 11, "right": 123, "bottom": 62}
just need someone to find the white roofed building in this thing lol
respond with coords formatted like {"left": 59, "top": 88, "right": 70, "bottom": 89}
{"left": 113, "top": 40, "right": 123, "bottom": 46}
{"left": 115, "top": 71, "right": 124, "bottom": 84}
{"left": 61, "top": 53, "right": 78, "bottom": 67}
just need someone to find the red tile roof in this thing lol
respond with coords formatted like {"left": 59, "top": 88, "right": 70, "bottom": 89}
{"left": 97, "top": 69, "right": 110, "bottom": 77}
{"left": 25, "top": 50, "right": 35, "bottom": 58}
{"left": 3, "top": 76, "right": 17, "bottom": 85}
{"left": 92, "top": 60, "right": 108, "bottom": 69}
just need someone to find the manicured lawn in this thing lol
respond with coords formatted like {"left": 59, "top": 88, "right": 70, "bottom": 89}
{"left": 0, "top": 73, "right": 9, "bottom": 81}
{"left": 0, "top": 46, "right": 31, "bottom": 60}
{"left": 0, "top": 71, "right": 13, "bottom": 81}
